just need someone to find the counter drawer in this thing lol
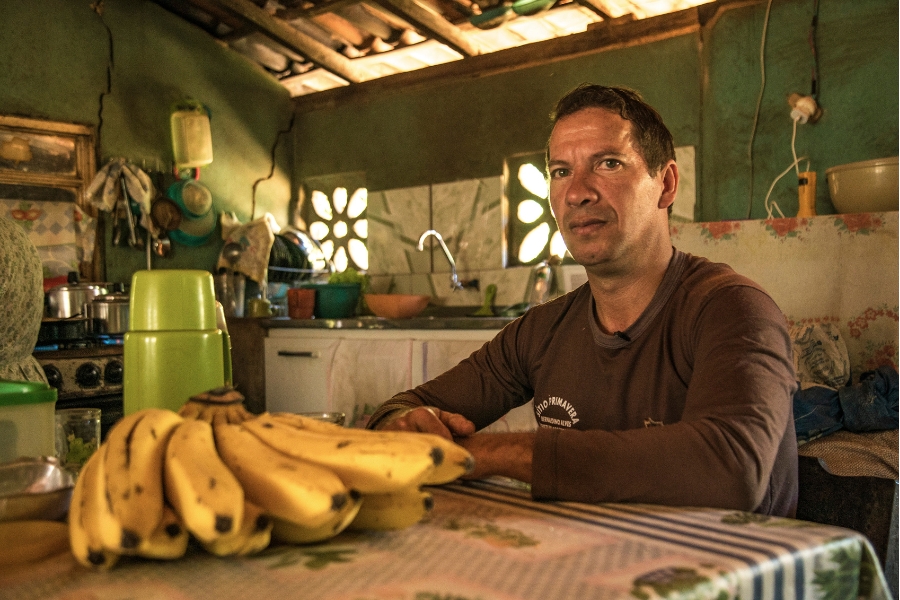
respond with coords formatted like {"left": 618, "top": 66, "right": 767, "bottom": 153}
{"left": 264, "top": 337, "right": 339, "bottom": 413}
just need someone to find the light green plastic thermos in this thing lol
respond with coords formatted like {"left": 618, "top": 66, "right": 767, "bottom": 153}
{"left": 123, "top": 270, "right": 232, "bottom": 415}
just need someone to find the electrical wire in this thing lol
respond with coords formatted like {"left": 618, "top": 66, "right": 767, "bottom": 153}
{"left": 764, "top": 156, "right": 808, "bottom": 220}
{"left": 791, "top": 117, "right": 800, "bottom": 176}
{"left": 808, "top": 0, "right": 821, "bottom": 100}
{"left": 746, "top": 0, "right": 776, "bottom": 219}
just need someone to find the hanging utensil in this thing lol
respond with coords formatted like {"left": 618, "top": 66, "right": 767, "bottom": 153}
{"left": 120, "top": 175, "right": 144, "bottom": 250}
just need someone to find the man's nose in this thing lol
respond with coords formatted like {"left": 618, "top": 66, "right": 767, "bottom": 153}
{"left": 564, "top": 171, "right": 598, "bottom": 206}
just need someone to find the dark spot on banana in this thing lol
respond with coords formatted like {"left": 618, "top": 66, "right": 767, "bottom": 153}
{"left": 215, "top": 514, "right": 234, "bottom": 533}
{"left": 430, "top": 447, "right": 444, "bottom": 466}
{"left": 165, "top": 523, "right": 183, "bottom": 538}
{"left": 337, "top": 440, "right": 351, "bottom": 449}
{"left": 262, "top": 422, "right": 273, "bottom": 428}
{"left": 254, "top": 514, "right": 271, "bottom": 532}
{"left": 134, "top": 484, "right": 143, "bottom": 495}
{"left": 209, "top": 477, "right": 217, "bottom": 490}
{"left": 349, "top": 489, "right": 362, "bottom": 501}
{"left": 423, "top": 495, "right": 435, "bottom": 512}
{"left": 121, "top": 529, "right": 141, "bottom": 549}
{"left": 331, "top": 493, "right": 348, "bottom": 511}
{"left": 88, "top": 550, "right": 107, "bottom": 566}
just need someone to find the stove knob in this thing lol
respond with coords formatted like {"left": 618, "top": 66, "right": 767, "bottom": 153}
{"left": 105, "top": 360, "right": 124, "bottom": 385}
{"left": 43, "top": 364, "right": 63, "bottom": 390}
{"left": 75, "top": 362, "right": 102, "bottom": 388}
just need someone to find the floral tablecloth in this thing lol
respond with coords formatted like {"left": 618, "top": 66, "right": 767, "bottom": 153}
{"left": 0, "top": 480, "right": 890, "bottom": 600}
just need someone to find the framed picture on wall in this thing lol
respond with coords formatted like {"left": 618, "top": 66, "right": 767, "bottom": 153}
{"left": 0, "top": 115, "right": 101, "bottom": 281}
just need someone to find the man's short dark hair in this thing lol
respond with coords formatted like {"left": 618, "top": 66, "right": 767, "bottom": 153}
{"left": 548, "top": 84, "right": 676, "bottom": 176}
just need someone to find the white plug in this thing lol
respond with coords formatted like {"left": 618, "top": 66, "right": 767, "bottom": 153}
{"left": 788, "top": 93, "right": 821, "bottom": 124}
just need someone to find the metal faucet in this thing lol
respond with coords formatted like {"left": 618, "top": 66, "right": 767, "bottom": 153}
{"left": 417, "top": 229, "right": 473, "bottom": 291}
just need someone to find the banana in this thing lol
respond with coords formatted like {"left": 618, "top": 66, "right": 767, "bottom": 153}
{"left": 164, "top": 418, "right": 244, "bottom": 542}
{"left": 214, "top": 423, "right": 350, "bottom": 529}
{"left": 0, "top": 520, "right": 70, "bottom": 566}
{"left": 269, "top": 412, "right": 475, "bottom": 485}
{"left": 271, "top": 490, "right": 362, "bottom": 544}
{"left": 104, "top": 408, "right": 183, "bottom": 552}
{"left": 349, "top": 487, "right": 434, "bottom": 531}
{"left": 68, "top": 449, "right": 119, "bottom": 570}
{"left": 242, "top": 413, "right": 438, "bottom": 493}
{"left": 136, "top": 505, "right": 189, "bottom": 560}
{"left": 414, "top": 433, "right": 475, "bottom": 485}
{"left": 200, "top": 501, "right": 272, "bottom": 557}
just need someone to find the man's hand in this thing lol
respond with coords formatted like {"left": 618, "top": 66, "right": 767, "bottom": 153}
{"left": 379, "top": 406, "right": 476, "bottom": 441}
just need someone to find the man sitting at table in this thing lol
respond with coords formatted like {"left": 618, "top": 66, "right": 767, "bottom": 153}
{"left": 367, "top": 84, "right": 798, "bottom": 517}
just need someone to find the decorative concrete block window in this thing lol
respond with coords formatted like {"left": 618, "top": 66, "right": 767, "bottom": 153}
{"left": 300, "top": 172, "right": 368, "bottom": 273}
{"left": 503, "top": 151, "right": 569, "bottom": 267}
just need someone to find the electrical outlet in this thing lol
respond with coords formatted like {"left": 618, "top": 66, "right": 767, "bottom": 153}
{"left": 788, "top": 93, "right": 822, "bottom": 124}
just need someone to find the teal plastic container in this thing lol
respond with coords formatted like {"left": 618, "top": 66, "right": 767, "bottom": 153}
{"left": 303, "top": 283, "right": 360, "bottom": 319}
{"left": 0, "top": 380, "right": 57, "bottom": 463}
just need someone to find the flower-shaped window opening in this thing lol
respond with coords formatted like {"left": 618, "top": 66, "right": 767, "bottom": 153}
{"left": 504, "top": 152, "right": 569, "bottom": 266}
{"left": 307, "top": 185, "right": 368, "bottom": 273}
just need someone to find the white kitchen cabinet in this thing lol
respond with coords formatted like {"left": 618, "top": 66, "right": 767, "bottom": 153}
{"left": 264, "top": 335, "right": 340, "bottom": 414}
{"left": 264, "top": 327, "right": 497, "bottom": 426}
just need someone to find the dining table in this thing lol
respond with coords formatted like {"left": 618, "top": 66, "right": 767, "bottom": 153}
{"left": 1, "top": 478, "right": 891, "bottom": 600}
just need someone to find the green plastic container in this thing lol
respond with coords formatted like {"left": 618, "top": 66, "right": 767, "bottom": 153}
{"left": 303, "top": 283, "right": 361, "bottom": 319}
{"left": 0, "top": 380, "right": 57, "bottom": 463}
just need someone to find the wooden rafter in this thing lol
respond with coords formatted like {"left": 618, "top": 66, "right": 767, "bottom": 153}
{"left": 368, "top": 0, "right": 481, "bottom": 56}
{"left": 207, "top": 0, "right": 372, "bottom": 82}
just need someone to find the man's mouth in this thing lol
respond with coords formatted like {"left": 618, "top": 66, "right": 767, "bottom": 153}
{"left": 567, "top": 215, "right": 609, "bottom": 235}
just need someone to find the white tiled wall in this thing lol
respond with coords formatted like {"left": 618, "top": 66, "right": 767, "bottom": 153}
{"left": 367, "top": 176, "right": 577, "bottom": 308}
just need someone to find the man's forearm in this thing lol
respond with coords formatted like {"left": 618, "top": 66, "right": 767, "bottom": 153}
{"left": 455, "top": 432, "right": 534, "bottom": 483}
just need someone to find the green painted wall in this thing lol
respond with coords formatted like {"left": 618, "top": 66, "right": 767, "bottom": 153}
{"left": 702, "top": 0, "right": 899, "bottom": 220}
{"left": 295, "top": 0, "right": 898, "bottom": 222}
{"left": 295, "top": 34, "right": 701, "bottom": 193}
{"left": 0, "top": 0, "right": 294, "bottom": 284}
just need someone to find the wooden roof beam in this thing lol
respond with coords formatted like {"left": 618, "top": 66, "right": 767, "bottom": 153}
{"left": 207, "top": 0, "right": 372, "bottom": 82}
{"left": 571, "top": 0, "right": 614, "bottom": 20}
{"left": 368, "top": 0, "right": 481, "bottom": 57}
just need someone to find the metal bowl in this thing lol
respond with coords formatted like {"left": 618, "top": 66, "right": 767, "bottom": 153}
{"left": 0, "top": 457, "right": 75, "bottom": 522}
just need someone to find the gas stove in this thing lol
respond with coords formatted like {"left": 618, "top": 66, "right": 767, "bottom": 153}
{"left": 33, "top": 340, "right": 125, "bottom": 439}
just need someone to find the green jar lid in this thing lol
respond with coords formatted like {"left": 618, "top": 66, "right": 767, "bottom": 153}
{"left": 0, "top": 380, "right": 58, "bottom": 406}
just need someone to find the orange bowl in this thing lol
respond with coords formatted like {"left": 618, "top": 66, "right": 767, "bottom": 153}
{"left": 364, "top": 294, "right": 430, "bottom": 319}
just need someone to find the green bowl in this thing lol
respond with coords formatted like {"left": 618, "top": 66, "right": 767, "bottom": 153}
{"left": 303, "top": 283, "right": 360, "bottom": 319}
{"left": 129, "top": 269, "right": 218, "bottom": 331}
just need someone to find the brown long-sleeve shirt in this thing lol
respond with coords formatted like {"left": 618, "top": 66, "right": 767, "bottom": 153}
{"left": 370, "top": 250, "right": 799, "bottom": 516}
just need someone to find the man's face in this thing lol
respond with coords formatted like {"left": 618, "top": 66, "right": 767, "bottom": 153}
{"left": 547, "top": 107, "right": 674, "bottom": 273}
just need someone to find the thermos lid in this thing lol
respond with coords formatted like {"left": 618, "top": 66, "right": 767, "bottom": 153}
{"left": 0, "top": 380, "right": 57, "bottom": 407}
{"left": 129, "top": 269, "right": 218, "bottom": 331}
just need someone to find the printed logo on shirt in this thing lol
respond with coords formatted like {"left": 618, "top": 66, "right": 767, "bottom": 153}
{"left": 644, "top": 417, "right": 664, "bottom": 427}
{"left": 535, "top": 396, "right": 579, "bottom": 428}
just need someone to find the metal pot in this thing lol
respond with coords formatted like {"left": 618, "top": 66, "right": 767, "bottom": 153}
{"left": 85, "top": 293, "right": 130, "bottom": 335}
{"left": 45, "top": 282, "right": 109, "bottom": 319}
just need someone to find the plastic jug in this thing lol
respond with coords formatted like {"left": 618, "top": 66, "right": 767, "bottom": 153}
{"left": 0, "top": 380, "right": 57, "bottom": 463}
{"left": 123, "top": 270, "right": 232, "bottom": 414}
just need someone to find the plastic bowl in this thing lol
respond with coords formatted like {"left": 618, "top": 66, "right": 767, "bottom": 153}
{"left": 129, "top": 269, "right": 218, "bottom": 331}
{"left": 365, "top": 294, "right": 431, "bottom": 319}
{"left": 826, "top": 157, "right": 898, "bottom": 214}
{"left": 304, "top": 283, "right": 361, "bottom": 319}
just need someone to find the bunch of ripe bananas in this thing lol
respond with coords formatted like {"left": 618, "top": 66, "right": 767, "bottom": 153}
{"left": 68, "top": 387, "right": 474, "bottom": 570}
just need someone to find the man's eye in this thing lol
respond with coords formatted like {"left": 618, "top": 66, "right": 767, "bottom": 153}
{"left": 549, "top": 168, "right": 569, "bottom": 179}
{"left": 599, "top": 159, "right": 621, "bottom": 169}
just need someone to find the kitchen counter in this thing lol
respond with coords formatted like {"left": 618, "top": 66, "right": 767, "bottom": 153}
{"left": 258, "top": 314, "right": 517, "bottom": 331}
{"left": 2, "top": 479, "right": 891, "bottom": 600}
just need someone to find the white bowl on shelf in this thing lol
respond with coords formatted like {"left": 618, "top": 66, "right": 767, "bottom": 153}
{"left": 825, "top": 157, "right": 898, "bottom": 214}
